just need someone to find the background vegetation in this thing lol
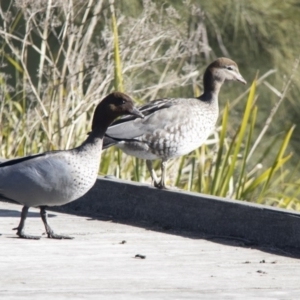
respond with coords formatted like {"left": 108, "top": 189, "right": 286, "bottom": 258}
{"left": 0, "top": 0, "right": 300, "bottom": 209}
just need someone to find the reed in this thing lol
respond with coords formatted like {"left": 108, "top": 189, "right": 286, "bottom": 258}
{"left": 0, "top": 0, "right": 299, "bottom": 209}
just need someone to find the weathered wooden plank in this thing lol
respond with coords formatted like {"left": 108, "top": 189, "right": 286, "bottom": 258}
{"left": 55, "top": 176, "right": 300, "bottom": 254}
{"left": 0, "top": 201, "right": 300, "bottom": 299}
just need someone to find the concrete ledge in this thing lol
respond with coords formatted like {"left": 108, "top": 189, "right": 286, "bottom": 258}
{"left": 52, "top": 176, "right": 300, "bottom": 254}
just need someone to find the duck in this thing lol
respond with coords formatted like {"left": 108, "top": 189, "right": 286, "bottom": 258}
{"left": 0, "top": 92, "right": 143, "bottom": 239}
{"left": 103, "top": 58, "right": 246, "bottom": 189}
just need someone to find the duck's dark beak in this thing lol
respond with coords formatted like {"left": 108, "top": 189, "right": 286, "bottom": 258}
{"left": 236, "top": 73, "right": 247, "bottom": 85}
{"left": 130, "top": 106, "right": 144, "bottom": 118}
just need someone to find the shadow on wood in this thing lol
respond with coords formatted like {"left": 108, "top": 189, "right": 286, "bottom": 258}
{"left": 49, "top": 176, "right": 300, "bottom": 257}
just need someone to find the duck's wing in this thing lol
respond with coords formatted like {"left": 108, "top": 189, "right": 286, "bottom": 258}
{"left": 0, "top": 152, "right": 53, "bottom": 202}
{"left": 104, "top": 98, "right": 182, "bottom": 147}
{"left": 110, "top": 98, "right": 177, "bottom": 125}
{"left": 0, "top": 153, "right": 46, "bottom": 168}
{"left": 0, "top": 151, "right": 73, "bottom": 206}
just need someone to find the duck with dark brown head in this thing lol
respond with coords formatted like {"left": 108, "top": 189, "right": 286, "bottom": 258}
{"left": 103, "top": 58, "right": 246, "bottom": 189}
{"left": 0, "top": 92, "right": 143, "bottom": 239}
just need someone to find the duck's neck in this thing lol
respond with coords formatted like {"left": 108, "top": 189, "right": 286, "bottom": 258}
{"left": 78, "top": 119, "right": 112, "bottom": 151}
{"left": 81, "top": 129, "right": 105, "bottom": 146}
{"left": 72, "top": 132, "right": 102, "bottom": 158}
{"left": 198, "top": 67, "right": 224, "bottom": 102}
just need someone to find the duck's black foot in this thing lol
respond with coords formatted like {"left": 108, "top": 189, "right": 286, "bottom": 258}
{"left": 44, "top": 226, "right": 73, "bottom": 239}
{"left": 154, "top": 181, "right": 169, "bottom": 190}
{"left": 46, "top": 230, "right": 73, "bottom": 240}
{"left": 40, "top": 206, "right": 73, "bottom": 239}
{"left": 13, "top": 227, "right": 41, "bottom": 240}
{"left": 13, "top": 206, "right": 40, "bottom": 239}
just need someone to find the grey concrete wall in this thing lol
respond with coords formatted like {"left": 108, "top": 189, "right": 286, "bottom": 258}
{"left": 55, "top": 176, "right": 300, "bottom": 253}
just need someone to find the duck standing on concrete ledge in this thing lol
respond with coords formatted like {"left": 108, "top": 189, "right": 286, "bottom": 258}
{"left": 103, "top": 58, "right": 246, "bottom": 189}
{"left": 0, "top": 92, "right": 143, "bottom": 239}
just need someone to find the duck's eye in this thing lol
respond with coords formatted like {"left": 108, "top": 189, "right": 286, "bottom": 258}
{"left": 226, "top": 66, "right": 234, "bottom": 71}
{"left": 118, "top": 99, "right": 126, "bottom": 105}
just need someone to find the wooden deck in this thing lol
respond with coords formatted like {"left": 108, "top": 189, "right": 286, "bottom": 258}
{"left": 1, "top": 200, "right": 300, "bottom": 299}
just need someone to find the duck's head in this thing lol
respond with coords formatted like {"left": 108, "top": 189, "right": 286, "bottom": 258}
{"left": 207, "top": 57, "right": 247, "bottom": 85}
{"left": 92, "top": 92, "right": 144, "bottom": 131}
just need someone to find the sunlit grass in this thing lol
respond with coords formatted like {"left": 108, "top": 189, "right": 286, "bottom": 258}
{"left": 0, "top": 0, "right": 299, "bottom": 210}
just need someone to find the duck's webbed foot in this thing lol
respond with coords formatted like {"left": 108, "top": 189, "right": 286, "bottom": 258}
{"left": 46, "top": 230, "right": 73, "bottom": 240}
{"left": 153, "top": 180, "right": 169, "bottom": 190}
{"left": 147, "top": 159, "right": 170, "bottom": 189}
{"left": 154, "top": 160, "right": 169, "bottom": 190}
{"left": 40, "top": 206, "right": 73, "bottom": 240}
{"left": 13, "top": 206, "right": 41, "bottom": 239}
{"left": 13, "top": 227, "right": 41, "bottom": 240}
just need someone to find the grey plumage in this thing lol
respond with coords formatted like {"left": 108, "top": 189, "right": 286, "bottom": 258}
{"left": 103, "top": 57, "right": 246, "bottom": 189}
{"left": 0, "top": 147, "right": 101, "bottom": 208}
{"left": 0, "top": 92, "right": 143, "bottom": 239}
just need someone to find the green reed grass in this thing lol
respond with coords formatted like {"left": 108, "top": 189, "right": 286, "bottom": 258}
{"left": 0, "top": 0, "right": 299, "bottom": 210}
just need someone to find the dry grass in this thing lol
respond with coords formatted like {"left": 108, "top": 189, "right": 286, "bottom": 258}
{"left": 0, "top": 0, "right": 300, "bottom": 209}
